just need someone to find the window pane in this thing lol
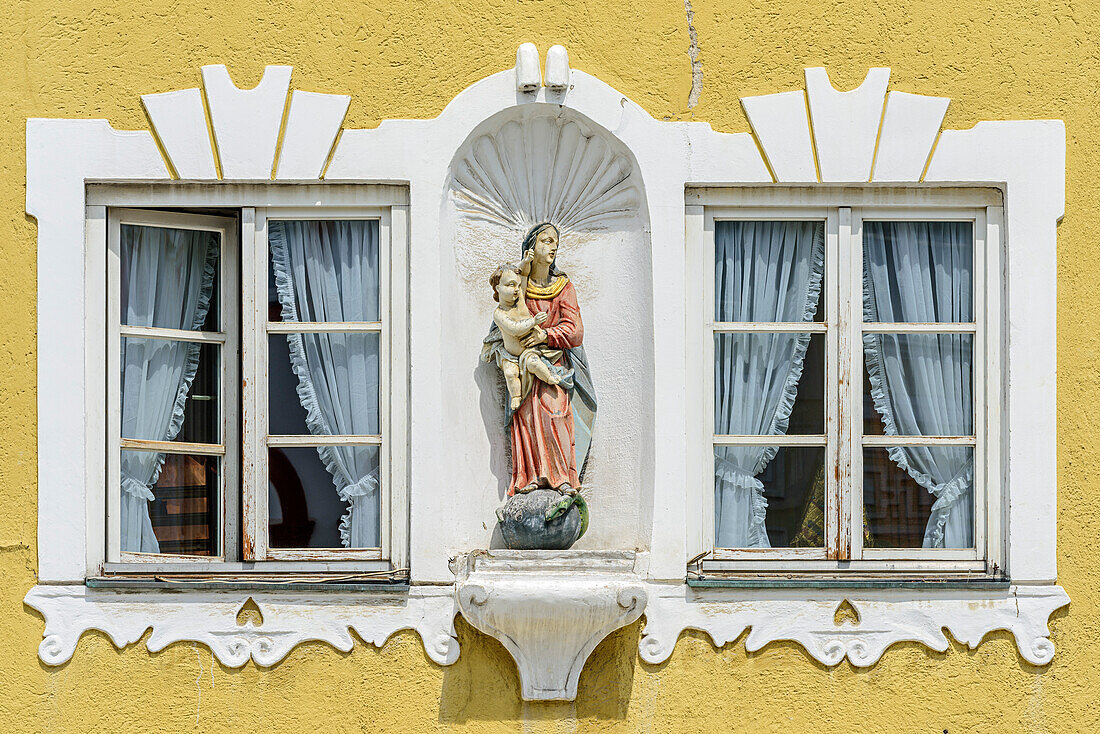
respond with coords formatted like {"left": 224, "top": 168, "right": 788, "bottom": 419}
{"left": 715, "top": 446, "right": 825, "bottom": 548}
{"left": 268, "top": 220, "right": 380, "bottom": 323}
{"left": 268, "top": 333, "right": 380, "bottom": 435}
{"left": 863, "top": 447, "right": 974, "bottom": 549}
{"left": 715, "top": 333, "right": 824, "bottom": 435}
{"left": 120, "top": 223, "right": 220, "bottom": 331}
{"left": 715, "top": 220, "right": 825, "bottom": 323}
{"left": 120, "top": 451, "right": 218, "bottom": 555}
{"left": 863, "top": 333, "right": 972, "bottom": 437}
{"left": 863, "top": 221, "right": 973, "bottom": 323}
{"left": 269, "top": 446, "right": 381, "bottom": 548}
{"left": 121, "top": 338, "right": 220, "bottom": 444}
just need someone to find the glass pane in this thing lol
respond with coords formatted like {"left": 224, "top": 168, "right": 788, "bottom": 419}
{"left": 269, "top": 446, "right": 381, "bottom": 548}
{"left": 715, "top": 446, "right": 825, "bottom": 548}
{"left": 268, "top": 219, "right": 380, "bottom": 323}
{"left": 121, "top": 338, "right": 220, "bottom": 444}
{"left": 862, "top": 334, "right": 972, "bottom": 437}
{"left": 120, "top": 451, "right": 218, "bottom": 556}
{"left": 863, "top": 221, "right": 973, "bottom": 323}
{"left": 863, "top": 447, "right": 974, "bottom": 549}
{"left": 714, "top": 220, "right": 825, "bottom": 323}
{"left": 268, "top": 334, "right": 380, "bottom": 435}
{"left": 120, "top": 223, "right": 220, "bottom": 331}
{"left": 714, "top": 333, "right": 824, "bottom": 435}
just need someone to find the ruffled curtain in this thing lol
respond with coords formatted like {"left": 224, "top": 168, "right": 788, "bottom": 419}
{"left": 269, "top": 220, "right": 381, "bottom": 548}
{"left": 120, "top": 225, "right": 218, "bottom": 553}
{"left": 714, "top": 221, "right": 825, "bottom": 548}
{"left": 863, "top": 221, "right": 974, "bottom": 548}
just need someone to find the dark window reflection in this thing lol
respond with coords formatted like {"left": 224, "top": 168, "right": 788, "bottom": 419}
{"left": 143, "top": 453, "right": 218, "bottom": 556}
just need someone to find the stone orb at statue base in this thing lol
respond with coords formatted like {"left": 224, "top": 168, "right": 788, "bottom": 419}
{"left": 498, "top": 489, "right": 586, "bottom": 550}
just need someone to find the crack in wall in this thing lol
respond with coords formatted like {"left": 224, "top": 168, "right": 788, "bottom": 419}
{"left": 683, "top": 0, "right": 702, "bottom": 109}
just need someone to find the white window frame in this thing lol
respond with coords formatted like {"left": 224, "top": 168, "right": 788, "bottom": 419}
{"left": 106, "top": 208, "right": 241, "bottom": 564}
{"left": 242, "top": 206, "right": 409, "bottom": 565}
{"left": 87, "top": 185, "right": 410, "bottom": 575}
{"left": 688, "top": 187, "right": 1004, "bottom": 575}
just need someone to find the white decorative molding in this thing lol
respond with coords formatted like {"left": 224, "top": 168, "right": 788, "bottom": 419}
{"left": 515, "top": 42, "right": 541, "bottom": 92}
{"left": 139, "top": 65, "right": 350, "bottom": 181}
{"left": 25, "top": 585, "right": 459, "bottom": 668}
{"left": 545, "top": 45, "right": 570, "bottom": 91}
{"left": 805, "top": 66, "right": 890, "bottom": 182}
{"left": 873, "top": 91, "right": 950, "bottom": 181}
{"left": 202, "top": 64, "right": 292, "bottom": 179}
{"left": 741, "top": 89, "right": 817, "bottom": 182}
{"left": 453, "top": 551, "right": 646, "bottom": 701}
{"left": 640, "top": 584, "right": 1070, "bottom": 667}
{"left": 275, "top": 90, "right": 351, "bottom": 180}
{"left": 450, "top": 109, "right": 641, "bottom": 233}
{"left": 140, "top": 88, "right": 218, "bottom": 179}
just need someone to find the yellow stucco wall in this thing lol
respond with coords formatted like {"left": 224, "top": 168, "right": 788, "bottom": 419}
{"left": 2, "top": 0, "right": 1097, "bottom": 731}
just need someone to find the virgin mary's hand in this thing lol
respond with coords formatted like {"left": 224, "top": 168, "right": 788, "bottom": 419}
{"left": 522, "top": 326, "right": 548, "bottom": 348}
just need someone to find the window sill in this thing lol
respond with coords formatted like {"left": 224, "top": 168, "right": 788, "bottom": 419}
{"left": 87, "top": 573, "right": 409, "bottom": 592}
{"left": 686, "top": 576, "right": 1010, "bottom": 590}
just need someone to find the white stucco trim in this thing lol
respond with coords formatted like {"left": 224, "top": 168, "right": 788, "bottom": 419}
{"left": 27, "top": 53, "right": 1066, "bottom": 674}
{"left": 640, "top": 583, "right": 1069, "bottom": 668}
{"left": 24, "top": 584, "right": 458, "bottom": 668}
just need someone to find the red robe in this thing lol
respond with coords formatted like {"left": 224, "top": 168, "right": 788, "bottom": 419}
{"left": 509, "top": 278, "right": 583, "bottom": 494}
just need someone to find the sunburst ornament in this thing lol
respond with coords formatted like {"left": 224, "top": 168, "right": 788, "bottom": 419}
{"left": 451, "top": 113, "right": 641, "bottom": 234}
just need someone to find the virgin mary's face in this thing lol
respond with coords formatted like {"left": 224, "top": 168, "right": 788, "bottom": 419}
{"left": 532, "top": 227, "right": 559, "bottom": 265}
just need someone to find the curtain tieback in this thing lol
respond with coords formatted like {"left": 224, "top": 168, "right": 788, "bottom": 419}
{"left": 340, "top": 473, "right": 379, "bottom": 500}
{"left": 120, "top": 474, "right": 155, "bottom": 501}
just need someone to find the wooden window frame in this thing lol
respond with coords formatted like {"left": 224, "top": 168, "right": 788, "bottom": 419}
{"left": 688, "top": 187, "right": 1004, "bottom": 576}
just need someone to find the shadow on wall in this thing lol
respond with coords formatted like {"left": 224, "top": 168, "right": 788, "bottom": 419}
{"left": 437, "top": 616, "right": 639, "bottom": 722}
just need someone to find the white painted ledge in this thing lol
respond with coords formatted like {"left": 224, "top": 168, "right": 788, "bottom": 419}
{"left": 639, "top": 583, "right": 1069, "bottom": 667}
{"left": 24, "top": 585, "right": 459, "bottom": 668}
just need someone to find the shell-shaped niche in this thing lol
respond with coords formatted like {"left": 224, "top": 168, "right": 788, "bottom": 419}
{"left": 451, "top": 110, "right": 641, "bottom": 235}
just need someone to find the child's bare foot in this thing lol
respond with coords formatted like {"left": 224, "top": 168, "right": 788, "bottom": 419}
{"left": 510, "top": 396, "right": 522, "bottom": 410}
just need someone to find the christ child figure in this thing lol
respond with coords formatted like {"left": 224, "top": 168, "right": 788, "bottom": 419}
{"left": 490, "top": 249, "right": 564, "bottom": 410}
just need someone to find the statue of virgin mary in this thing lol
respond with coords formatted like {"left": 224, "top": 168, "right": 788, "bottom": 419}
{"left": 482, "top": 222, "right": 598, "bottom": 495}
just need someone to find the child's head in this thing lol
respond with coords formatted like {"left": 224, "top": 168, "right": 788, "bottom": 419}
{"left": 490, "top": 266, "right": 523, "bottom": 305}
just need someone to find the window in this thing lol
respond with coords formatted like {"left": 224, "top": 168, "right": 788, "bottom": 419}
{"left": 103, "top": 201, "right": 407, "bottom": 570}
{"left": 691, "top": 188, "right": 1002, "bottom": 574}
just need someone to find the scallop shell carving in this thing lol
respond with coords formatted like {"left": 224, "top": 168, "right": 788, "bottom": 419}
{"left": 451, "top": 115, "right": 640, "bottom": 234}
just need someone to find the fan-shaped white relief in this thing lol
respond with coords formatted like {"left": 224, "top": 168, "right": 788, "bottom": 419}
{"left": 451, "top": 113, "right": 640, "bottom": 236}
{"left": 140, "top": 65, "right": 348, "bottom": 181}
{"left": 741, "top": 67, "right": 953, "bottom": 184}
{"left": 141, "top": 88, "right": 218, "bottom": 179}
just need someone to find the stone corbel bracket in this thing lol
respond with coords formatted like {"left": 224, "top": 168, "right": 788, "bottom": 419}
{"left": 453, "top": 551, "right": 647, "bottom": 701}
{"left": 639, "top": 583, "right": 1070, "bottom": 667}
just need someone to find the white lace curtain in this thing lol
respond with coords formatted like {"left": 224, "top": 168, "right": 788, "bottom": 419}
{"left": 269, "top": 220, "right": 382, "bottom": 548}
{"left": 119, "top": 225, "right": 218, "bottom": 553}
{"left": 714, "top": 220, "right": 825, "bottom": 548}
{"left": 863, "top": 221, "right": 974, "bottom": 548}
